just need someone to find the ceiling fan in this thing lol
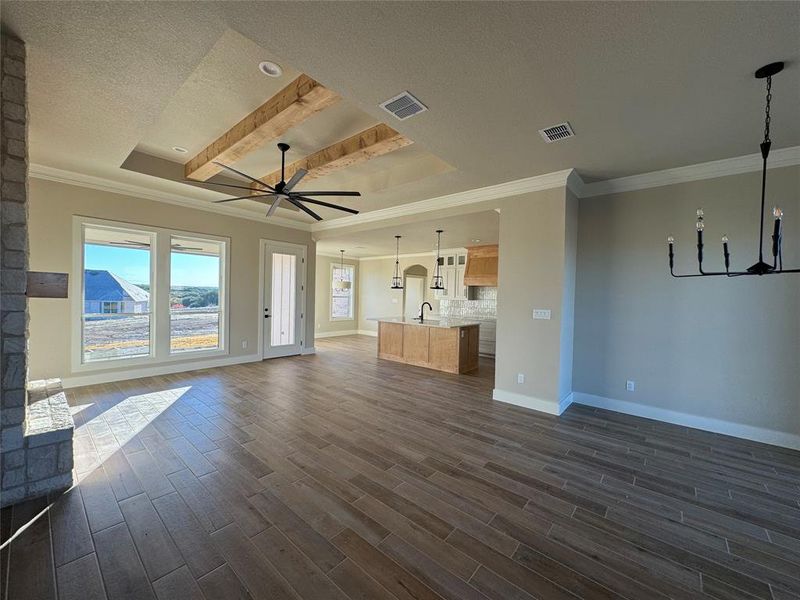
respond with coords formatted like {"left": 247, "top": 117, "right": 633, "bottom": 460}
{"left": 187, "top": 143, "right": 361, "bottom": 221}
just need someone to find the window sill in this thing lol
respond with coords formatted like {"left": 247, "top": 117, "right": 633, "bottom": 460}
{"left": 74, "top": 348, "right": 229, "bottom": 373}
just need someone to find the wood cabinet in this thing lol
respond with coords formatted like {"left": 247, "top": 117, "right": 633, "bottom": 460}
{"left": 377, "top": 322, "right": 403, "bottom": 358}
{"left": 435, "top": 251, "right": 467, "bottom": 299}
{"left": 378, "top": 322, "right": 479, "bottom": 374}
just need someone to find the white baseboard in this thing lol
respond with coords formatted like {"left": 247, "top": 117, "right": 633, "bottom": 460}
{"left": 357, "top": 329, "right": 378, "bottom": 337}
{"left": 559, "top": 392, "right": 574, "bottom": 414}
{"left": 314, "top": 330, "right": 360, "bottom": 339}
{"left": 301, "top": 347, "right": 316, "bottom": 355}
{"left": 492, "top": 388, "right": 571, "bottom": 416}
{"left": 61, "top": 353, "right": 262, "bottom": 388}
{"left": 572, "top": 392, "right": 800, "bottom": 451}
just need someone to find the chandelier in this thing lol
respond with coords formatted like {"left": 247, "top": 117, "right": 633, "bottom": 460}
{"left": 390, "top": 235, "right": 403, "bottom": 289}
{"left": 667, "top": 61, "right": 797, "bottom": 278}
{"left": 334, "top": 250, "right": 351, "bottom": 290}
{"left": 430, "top": 229, "right": 445, "bottom": 290}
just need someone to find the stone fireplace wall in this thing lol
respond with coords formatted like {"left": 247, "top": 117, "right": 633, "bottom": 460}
{"left": 1, "top": 34, "right": 74, "bottom": 507}
{"left": 1, "top": 34, "right": 30, "bottom": 506}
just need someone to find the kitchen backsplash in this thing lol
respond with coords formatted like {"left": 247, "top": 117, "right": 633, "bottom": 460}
{"left": 439, "top": 287, "right": 497, "bottom": 319}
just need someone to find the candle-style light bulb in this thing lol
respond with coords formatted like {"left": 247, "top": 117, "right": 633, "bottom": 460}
{"left": 722, "top": 234, "right": 730, "bottom": 271}
{"left": 773, "top": 207, "right": 783, "bottom": 219}
{"left": 696, "top": 220, "right": 705, "bottom": 232}
{"left": 667, "top": 235, "right": 675, "bottom": 244}
{"left": 696, "top": 208, "right": 704, "bottom": 218}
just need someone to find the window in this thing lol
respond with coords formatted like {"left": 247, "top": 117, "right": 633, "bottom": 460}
{"left": 331, "top": 263, "right": 354, "bottom": 320}
{"left": 170, "top": 236, "right": 223, "bottom": 353}
{"left": 76, "top": 218, "right": 228, "bottom": 369}
{"left": 82, "top": 225, "right": 154, "bottom": 362}
{"left": 101, "top": 302, "right": 120, "bottom": 314}
{"left": 271, "top": 252, "right": 297, "bottom": 346}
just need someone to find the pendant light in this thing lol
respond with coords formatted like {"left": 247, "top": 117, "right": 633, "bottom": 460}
{"left": 667, "top": 61, "right": 798, "bottom": 278}
{"left": 334, "top": 250, "right": 351, "bottom": 290}
{"left": 390, "top": 235, "right": 404, "bottom": 289}
{"left": 430, "top": 229, "right": 445, "bottom": 290}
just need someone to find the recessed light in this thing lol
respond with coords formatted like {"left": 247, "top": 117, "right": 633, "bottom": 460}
{"left": 258, "top": 61, "right": 283, "bottom": 78}
{"left": 472, "top": 239, "right": 481, "bottom": 243}
{"left": 172, "top": 146, "right": 188, "bottom": 154}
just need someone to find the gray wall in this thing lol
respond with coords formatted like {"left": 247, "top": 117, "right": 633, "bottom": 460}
{"left": 573, "top": 165, "right": 800, "bottom": 435}
{"left": 28, "top": 177, "right": 317, "bottom": 383}
{"left": 495, "top": 187, "right": 576, "bottom": 410}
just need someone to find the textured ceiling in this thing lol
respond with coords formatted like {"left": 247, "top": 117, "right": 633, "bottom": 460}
{"left": 3, "top": 1, "right": 798, "bottom": 226}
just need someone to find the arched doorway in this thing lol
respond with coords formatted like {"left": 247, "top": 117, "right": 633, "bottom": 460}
{"left": 402, "top": 264, "right": 427, "bottom": 319}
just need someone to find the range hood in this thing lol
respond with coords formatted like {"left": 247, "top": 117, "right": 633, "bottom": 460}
{"left": 463, "top": 244, "right": 498, "bottom": 286}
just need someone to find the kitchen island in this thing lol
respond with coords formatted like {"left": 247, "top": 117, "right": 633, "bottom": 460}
{"left": 373, "top": 317, "right": 480, "bottom": 374}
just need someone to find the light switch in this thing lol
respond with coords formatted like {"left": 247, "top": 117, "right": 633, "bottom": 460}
{"left": 533, "top": 309, "right": 551, "bottom": 320}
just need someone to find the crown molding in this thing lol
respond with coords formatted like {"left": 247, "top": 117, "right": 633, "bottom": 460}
{"left": 29, "top": 164, "right": 313, "bottom": 232}
{"left": 311, "top": 169, "right": 577, "bottom": 232}
{"left": 581, "top": 145, "right": 800, "bottom": 198}
{"left": 358, "top": 250, "right": 438, "bottom": 262}
{"left": 316, "top": 251, "right": 361, "bottom": 261}
{"left": 30, "top": 145, "right": 799, "bottom": 237}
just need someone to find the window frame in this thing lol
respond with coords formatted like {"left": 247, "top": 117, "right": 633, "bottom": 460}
{"left": 330, "top": 262, "right": 355, "bottom": 321}
{"left": 71, "top": 216, "right": 230, "bottom": 373}
{"left": 168, "top": 234, "right": 226, "bottom": 355}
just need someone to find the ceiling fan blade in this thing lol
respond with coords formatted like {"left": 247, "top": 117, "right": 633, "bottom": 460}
{"left": 293, "top": 195, "right": 359, "bottom": 215}
{"left": 266, "top": 196, "right": 282, "bottom": 217}
{"left": 213, "top": 193, "right": 274, "bottom": 203}
{"left": 212, "top": 161, "right": 274, "bottom": 190}
{"left": 283, "top": 168, "right": 308, "bottom": 192}
{"left": 293, "top": 191, "right": 361, "bottom": 197}
{"left": 185, "top": 180, "right": 275, "bottom": 193}
{"left": 285, "top": 196, "right": 322, "bottom": 221}
{"left": 109, "top": 240, "right": 151, "bottom": 247}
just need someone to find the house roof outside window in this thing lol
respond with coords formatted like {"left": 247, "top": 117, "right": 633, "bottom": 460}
{"left": 84, "top": 270, "right": 149, "bottom": 302}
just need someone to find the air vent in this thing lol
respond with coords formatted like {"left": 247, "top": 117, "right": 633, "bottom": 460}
{"left": 539, "top": 122, "right": 575, "bottom": 143}
{"left": 379, "top": 91, "right": 428, "bottom": 120}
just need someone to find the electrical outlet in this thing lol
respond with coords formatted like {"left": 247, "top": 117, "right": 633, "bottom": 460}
{"left": 626, "top": 380, "right": 635, "bottom": 392}
{"left": 533, "top": 309, "right": 551, "bottom": 320}
{"left": 242, "top": 340, "right": 248, "bottom": 349}
{"left": 517, "top": 373, "right": 525, "bottom": 384}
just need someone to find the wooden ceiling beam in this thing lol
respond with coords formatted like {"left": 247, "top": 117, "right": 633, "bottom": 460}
{"left": 252, "top": 123, "right": 413, "bottom": 189}
{"left": 184, "top": 74, "right": 340, "bottom": 181}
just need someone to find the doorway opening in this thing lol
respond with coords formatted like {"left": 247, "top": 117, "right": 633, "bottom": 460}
{"left": 403, "top": 264, "right": 427, "bottom": 319}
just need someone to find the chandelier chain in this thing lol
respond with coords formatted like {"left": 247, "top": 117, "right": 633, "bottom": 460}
{"left": 764, "top": 75, "right": 772, "bottom": 143}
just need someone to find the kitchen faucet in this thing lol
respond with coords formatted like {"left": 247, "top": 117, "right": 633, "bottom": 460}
{"left": 418, "top": 302, "right": 433, "bottom": 323}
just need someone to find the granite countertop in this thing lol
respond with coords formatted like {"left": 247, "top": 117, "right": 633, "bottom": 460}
{"left": 369, "top": 316, "right": 482, "bottom": 329}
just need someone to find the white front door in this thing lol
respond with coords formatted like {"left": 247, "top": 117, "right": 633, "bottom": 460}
{"left": 262, "top": 242, "right": 305, "bottom": 359}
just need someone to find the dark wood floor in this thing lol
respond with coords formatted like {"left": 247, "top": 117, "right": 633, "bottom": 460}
{"left": 2, "top": 334, "right": 800, "bottom": 600}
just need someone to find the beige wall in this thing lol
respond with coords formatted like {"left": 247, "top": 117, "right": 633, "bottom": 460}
{"left": 494, "top": 187, "right": 575, "bottom": 409}
{"left": 573, "top": 165, "right": 800, "bottom": 434}
{"left": 314, "top": 254, "right": 359, "bottom": 335}
{"left": 356, "top": 256, "right": 441, "bottom": 333}
{"left": 27, "top": 178, "right": 316, "bottom": 382}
